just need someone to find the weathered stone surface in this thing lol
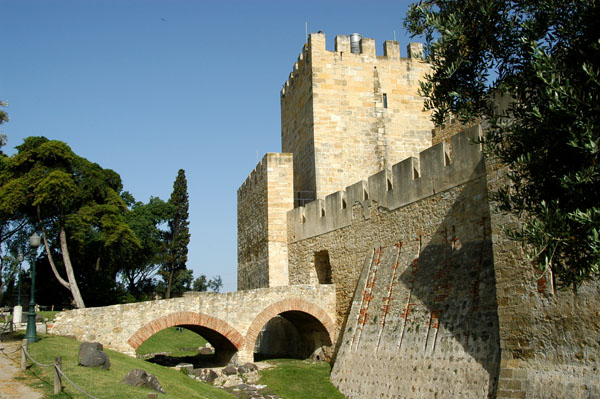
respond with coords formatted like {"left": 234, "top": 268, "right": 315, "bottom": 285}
{"left": 244, "top": 363, "right": 258, "bottom": 372}
{"left": 193, "top": 368, "right": 218, "bottom": 383}
{"left": 121, "top": 369, "right": 165, "bottom": 394}
{"left": 198, "top": 347, "right": 213, "bottom": 355}
{"left": 49, "top": 285, "right": 336, "bottom": 364}
{"left": 238, "top": 153, "right": 294, "bottom": 290}
{"left": 78, "top": 342, "right": 110, "bottom": 370}
{"left": 222, "top": 365, "right": 238, "bottom": 376}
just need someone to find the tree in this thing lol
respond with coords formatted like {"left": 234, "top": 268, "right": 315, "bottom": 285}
{"left": 192, "top": 274, "right": 223, "bottom": 293}
{"left": 0, "top": 100, "right": 8, "bottom": 156}
{"left": 405, "top": 1, "right": 600, "bottom": 288}
{"left": 118, "top": 194, "right": 173, "bottom": 300}
{"left": 0, "top": 137, "right": 139, "bottom": 307}
{"left": 161, "top": 169, "right": 190, "bottom": 298}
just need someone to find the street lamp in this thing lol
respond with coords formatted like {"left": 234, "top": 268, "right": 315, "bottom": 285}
{"left": 16, "top": 252, "right": 24, "bottom": 306}
{"left": 25, "top": 232, "right": 41, "bottom": 343}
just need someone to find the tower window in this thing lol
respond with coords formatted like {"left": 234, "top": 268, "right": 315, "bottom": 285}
{"left": 383, "top": 93, "right": 388, "bottom": 108}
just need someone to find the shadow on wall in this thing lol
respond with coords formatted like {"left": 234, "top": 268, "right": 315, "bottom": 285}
{"left": 333, "top": 163, "right": 501, "bottom": 398}
{"left": 254, "top": 313, "right": 332, "bottom": 361}
{"left": 179, "top": 324, "right": 240, "bottom": 365}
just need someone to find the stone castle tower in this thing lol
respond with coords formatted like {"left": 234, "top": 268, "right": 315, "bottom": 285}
{"left": 281, "top": 32, "right": 433, "bottom": 206}
{"left": 238, "top": 32, "right": 434, "bottom": 291}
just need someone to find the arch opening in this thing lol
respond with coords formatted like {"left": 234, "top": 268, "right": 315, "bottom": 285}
{"left": 253, "top": 310, "right": 333, "bottom": 362}
{"left": 128, "top": 312, "right": 243, "bottom": 367}
{"left": 142, "top": 325, "right": 238, "bottom": 367}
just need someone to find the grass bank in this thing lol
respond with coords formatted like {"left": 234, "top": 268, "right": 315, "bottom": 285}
{"left": 13, "top": 330, "right": 345, "bottom": 399}
{"left": 257, "top": 358, "right": 345, "bottom": 399}
{"left": 19, "top": 333, "right": 233, "bottom": 399}
{"left": 136, "top": 327, "right": 208, "bottom": 357}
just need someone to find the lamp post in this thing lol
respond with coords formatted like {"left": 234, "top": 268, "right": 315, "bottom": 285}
{"left": 16, "top": 252, "right": 24, "bottom": 306}
{"left": 12, "top": 253, "right": 25, "bottom": 326}
{"left": 25, "top": 233, "right": 41, "bottom": 343}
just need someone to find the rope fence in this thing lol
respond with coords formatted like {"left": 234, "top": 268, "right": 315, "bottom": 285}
{"left": 0, "top": 338, "right": 159, "bottom": 399}
{"left": 21, "top": 339, "right": 100, "bottom": 398}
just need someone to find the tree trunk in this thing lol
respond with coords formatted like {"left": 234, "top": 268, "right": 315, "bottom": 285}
{"left": 59, "top": 228, "right": 85, "bottom": 308}
{"left": 165, "top": 265, "right": 174, "bottom": 299}
{"left": 38, "top": 209, "right": 70, "bottom": 289}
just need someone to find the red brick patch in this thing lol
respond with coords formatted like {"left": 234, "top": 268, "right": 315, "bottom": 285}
{"left": 127, "top": 311, "right": 244, "bottom": 350}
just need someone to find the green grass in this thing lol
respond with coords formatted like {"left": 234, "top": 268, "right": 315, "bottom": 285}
{"left": 21, "top": 333, "right": 233, "bottom": 399}
{"left": 258, "top": 358, "right": 345, "bottom": 399}
{"left": 38, "top": 310, "right": 60, "bottom": 322}
{"left": 136, "top": 327, "right": 208, "bottom": 357}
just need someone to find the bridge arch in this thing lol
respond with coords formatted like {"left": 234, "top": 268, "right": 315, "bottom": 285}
{"left": 128, "top": 311, "right": 244, "bottom": 363}
{"left": 244, "top": 299, "right": 336, "bottom": 360}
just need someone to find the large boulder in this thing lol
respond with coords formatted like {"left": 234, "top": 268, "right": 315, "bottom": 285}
{"left": 78, "top": 342, "right": 110, "bottom": 370}
{"left": 222, "top": 365, "right": 238, "bottom": 376}
{"left": 193, "top": 368, "right": 218, "bottom": 383}
{"left": 198, "top": 347, "right": 213, "bottom": 355}
{"left": 122, "top": 369, "right": 166, "bottom": 394}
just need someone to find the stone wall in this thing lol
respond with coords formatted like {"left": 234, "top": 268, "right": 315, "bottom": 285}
{"left": 237, "top": 153, "right": 293, "bottom": 290}
{"left": 286, "top": 126, "right": 499, "bottom": 397}
{"left": 280, "top": 42, "right": 316, "bottom": 207}
{"left": 286, "top": 125, "right": 600, "bottom": 398}
{"left": 281, "top": 32, "right": 434, "bottom": 203}
{"left": 487, "top": 160, "right": 600, "bottom": 399}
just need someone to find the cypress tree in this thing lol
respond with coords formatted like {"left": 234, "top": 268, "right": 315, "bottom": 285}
{"left": 163, "top": 169, "right": 190, "bottom": 298}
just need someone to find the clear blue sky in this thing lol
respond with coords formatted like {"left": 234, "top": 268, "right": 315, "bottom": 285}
{"left": 1, "top": 0, "right": 418, "bottom": 292}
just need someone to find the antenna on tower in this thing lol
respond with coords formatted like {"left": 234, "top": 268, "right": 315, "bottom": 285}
{"left": 394, "top": 30, "right": 397, "bottom": 41}
{"left": 305, "top": 21, "right": 308, "bottom": 42}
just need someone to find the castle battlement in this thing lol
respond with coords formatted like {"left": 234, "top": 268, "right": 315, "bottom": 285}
{"left": 287, "top": 125, "right": 484, "bottom": 242}
{"left": 281, "top": 32, "right": 425, "bottom": 98}
{"left": 237, "top": 154, "right": 269, "bottom": 199}
{"left": 238, "top": 153, "right": 292, "bottom": 200}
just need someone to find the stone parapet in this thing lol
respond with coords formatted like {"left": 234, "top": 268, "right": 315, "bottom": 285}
{"left": 288, "top": 125, "right": 483, "bottom": 242}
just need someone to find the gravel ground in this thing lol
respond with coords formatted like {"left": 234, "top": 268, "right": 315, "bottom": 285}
{"left": 0, "top": 339, "right": 43, "bottom": 399}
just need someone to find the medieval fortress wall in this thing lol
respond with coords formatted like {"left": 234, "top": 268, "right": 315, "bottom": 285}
{"left": 236, "top": 32, "right": 600, "bottom": 398}
{"left": 237, "top": 153, "right": 293, "bottom": 290}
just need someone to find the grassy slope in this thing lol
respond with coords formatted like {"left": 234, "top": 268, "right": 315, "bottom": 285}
{"left": 24, "top": 334, "right": 233, "bottom": 399}
{"left": 257, "top": 358, "right": 345, "bottom": 399}
{"left": 136, "top": 327, "right": 208, "bottom": 357}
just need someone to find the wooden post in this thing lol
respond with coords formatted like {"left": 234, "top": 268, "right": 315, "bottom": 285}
{"left": 21, "top": 339, "right": 27, "bottom": 370}
{"left": 54, "top": 357, "right": 62, "bottom": 395}
{"left": 147, "top": 393, "right": 158, "bottom": 399}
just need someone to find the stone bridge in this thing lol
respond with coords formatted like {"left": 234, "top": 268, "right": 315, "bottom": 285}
{"left": 49, "top": 285, "right": 336, "bottom": 364}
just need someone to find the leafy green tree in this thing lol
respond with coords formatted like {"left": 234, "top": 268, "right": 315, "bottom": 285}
{"left": 0, "top": 100, "right": 7, "bottom": 157}
{"left": 118, "top": 194, "right": 173, "bottom": 299}
{"left": 161, "top": 169, "right": 190, "bottom": 298}
{"left": 405, "top": 1, "right": 600, "bottom": 287}
{"left": 192, "top": 274, "right": 223, "bottom": 293}
{"left": 0, "top": 137, "right": 139, "bottom": 307}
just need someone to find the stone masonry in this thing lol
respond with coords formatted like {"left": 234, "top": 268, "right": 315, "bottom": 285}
{"left": 50, "top": 285, "right": 336, "bottom": 364}
{"left": 286, "top": 124, "right": 599, "bottom": 398}
{"left": 238, "top": 153, "right": 294, "bottom": 290}
{"left": 281, "top": 33, "right": 433, "bottom": 205}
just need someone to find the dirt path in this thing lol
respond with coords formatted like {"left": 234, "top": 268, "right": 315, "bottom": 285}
{"left": 0, "top": 340, "right": 43, "bottom": 399}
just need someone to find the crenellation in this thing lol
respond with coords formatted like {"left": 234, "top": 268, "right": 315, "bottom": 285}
{"left": 288, "top": 126, "right": 483, "bottom": 242}
{"left": 383, "top": 40, "right": 400, "bottom": 59}
{"left": 407, "top": 42, "right": 424, "bottom": 59}
{"left": 281, "top": 31, "right": 434, "bottom": 204}
{"left": 335, "top": 35, "right": 351, "bottom": 53}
